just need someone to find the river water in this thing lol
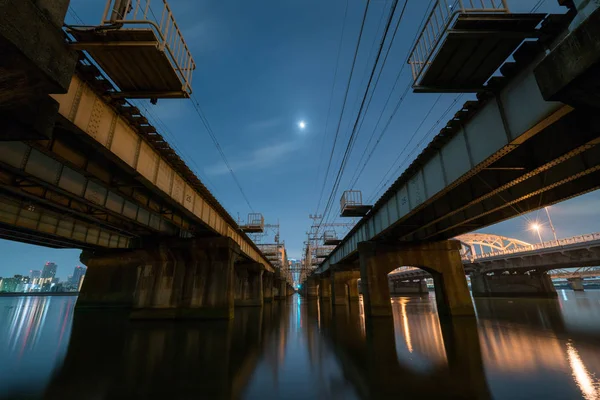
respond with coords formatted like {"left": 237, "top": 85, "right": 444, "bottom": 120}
{"left": 1, "top": 290, "right": 600, "bottom": 399}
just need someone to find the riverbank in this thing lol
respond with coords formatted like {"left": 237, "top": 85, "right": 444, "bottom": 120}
{"left": 0, "top": 292, "right": 79, "bottom": 297}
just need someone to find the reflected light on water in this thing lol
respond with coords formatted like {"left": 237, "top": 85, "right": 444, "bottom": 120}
{"left": 400, "top": 299, "right": 413, "bottom": 353}
{"left": 567, "top": 341, "right": 599, "bottom": 399}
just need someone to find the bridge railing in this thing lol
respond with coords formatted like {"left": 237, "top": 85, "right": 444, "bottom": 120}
{"left": 408, "top": 0, "right": 509, "bottom": 85}
{"left": 101, "top": 0, "right": 195, "bottom": 95}
{"left": 466, "top": 232, "right": 600, "bottom": 261}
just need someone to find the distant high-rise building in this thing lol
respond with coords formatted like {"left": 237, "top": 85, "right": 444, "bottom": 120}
{"left": 70, "top": 266, "right": 86, "bottom": 287}
{"left": 0, "top": 275, "right": 28, "bottom": 293}
{"left": 41, "top": 262, "right": 57, "bottom": 279}
{"left": 30, "top": 270, "right": 41, "bottom": 280}
{"left": 40, "top": 262, "right": 57, "bottom": 292}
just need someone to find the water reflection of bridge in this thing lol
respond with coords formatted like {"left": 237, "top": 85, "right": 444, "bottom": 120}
{"left": 34, "top": 294, "right": 600, "bottom": 399}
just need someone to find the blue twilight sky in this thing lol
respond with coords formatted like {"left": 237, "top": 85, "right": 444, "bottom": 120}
{"left": 2, "top": 0, "right": 600, "bottom": 280}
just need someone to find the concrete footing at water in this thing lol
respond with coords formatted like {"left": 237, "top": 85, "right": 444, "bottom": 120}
{"left": 389, "top": 279, "right": 428, "bottom": 295}
{"left": 470, "top": 270, "right": 558, "bottom": 298}
{"left": 358, "top": 240, "right": 474, "bottom": 318}
{"left": 77, "top": 237, "right": 290, "bottom": 320}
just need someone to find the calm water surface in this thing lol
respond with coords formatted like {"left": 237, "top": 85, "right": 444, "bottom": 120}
{"left": 1, "top": 290, "right": 600, "bottom": 399}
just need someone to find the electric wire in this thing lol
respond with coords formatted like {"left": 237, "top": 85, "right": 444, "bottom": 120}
{"left": 313, "top": 1, "right": 372, "bottom": 217}
{"left": 318, "top": 0, "right": 401, "bottom": 230}
{"left": 190, "top": 94, "right": 255, "bottom": 212}
{"left": 68, "top": 7, "right": 85, "bottom": 25}
{"left": 348, "top": 0, "right": 436, "bottom": 188}
{"left": 364, "top": 0, "right": 549, "bottom": 204}
{"left": 368, "top": 94, "right": 463, "bottom": 203}
{"left": 313, "top": 0, "right": 350, "bottom": 214}
{"left": 131, "top": 99, "right": 222, "bottom": 199}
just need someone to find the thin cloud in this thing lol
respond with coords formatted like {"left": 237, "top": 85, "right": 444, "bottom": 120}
{"left": 205, "top": 140, "right": 298, "bottom": 176}
{"left": 246, "top": 117, "right": 283, "bottom": 132}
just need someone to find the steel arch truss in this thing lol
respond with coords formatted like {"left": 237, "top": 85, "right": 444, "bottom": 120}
{"left": 457, "top": 233, "right": 531, "bottom": 260}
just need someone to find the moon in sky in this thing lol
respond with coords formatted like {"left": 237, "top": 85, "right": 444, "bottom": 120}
{"left": 298, "top": 121, "right": 306, "bottom": 129}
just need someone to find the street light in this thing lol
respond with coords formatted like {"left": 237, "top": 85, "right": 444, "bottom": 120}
{"left": 530, "top": 222, "right": 543, "bottom": 245}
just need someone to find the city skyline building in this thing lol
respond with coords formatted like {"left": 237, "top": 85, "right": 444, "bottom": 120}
{"left": 70, "top": 266, "right": 86, "bottom": 288}
{"left": 40, "top": 262, "right": 57, "bottom": 292}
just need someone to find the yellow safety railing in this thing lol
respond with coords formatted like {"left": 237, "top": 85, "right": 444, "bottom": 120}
{"left": 408, "top": 0, "right": 509, "bottom": 85}
{"left": 101, "top": 0, "right": 196, "bottom": 95}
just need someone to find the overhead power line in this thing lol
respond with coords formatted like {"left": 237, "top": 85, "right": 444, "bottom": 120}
{"left": 314, "top": 0, "right": 372, "bottom": 217}
{"left": 368, "top": 94, "right": 464, "bottom": 203}
{"left": 190, "top": 95, "right": 255, "bottom": 212}
{"left": 348, "top": 0, "right": 436, "bottom": 188}
{"left": 319, "top": 0, "right": 403, "bottom": 229}
{"left": 313, "top": 0, "right": 350, "bottom": 214}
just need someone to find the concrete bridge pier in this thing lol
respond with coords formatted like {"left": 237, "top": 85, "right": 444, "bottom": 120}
{"left": 568, "top": 277, "right": 585, "bottom": 291}
{"left": 234, "top": 263, "right": 264, "bottom": 307}
{"left": 330, "top": 270, "right": 361, "bottom": 305}
{"left": 77, "top": 250, "right": 143, "bottom": 309}
{"left": 389, "top": 279, "right": 428, "bottom": 295}
{"left": 347, "top": 275, "right": 360, "bottom": 301}
{"left": 358, "top": 240, "right": 474, "bottom": 319}
{"left": 274, "top": 277, "right": 286, "bottom": 300}
{"left": 263, "top": 272, "right": 274, "bottom": 302}
{"left": 318, "top": 275, "right": 331, "bottom": 301}
{"left": 304, "top": 276, "right": 319, "bottom": 300}
{"left": 470, "top": 270, "right": 558, "bottom": 298}
{"left": 330, "top": 271, "right": 349, "bottom": 306}
{"left": 131, "top": 237, "right": 240, "bottom": 319}
{"left": 79, "top": 237, "right": 242, "bottom": 319}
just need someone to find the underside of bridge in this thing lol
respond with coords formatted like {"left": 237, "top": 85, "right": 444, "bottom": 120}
{"left": 305, "top": 7, "right": 600, "bottom": 318}
{"left": 0, "top": 0, "right": 294, "bottom": 319}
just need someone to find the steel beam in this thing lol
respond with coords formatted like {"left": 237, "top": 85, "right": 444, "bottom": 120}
{"left": 0, "top": 196, "right": 131, "bottom": 249}
{"left": 318, "top": 52, "right": 591, "bottom": 274}
{"left": 50, "top": 75, "right": 274, "bottom": 272}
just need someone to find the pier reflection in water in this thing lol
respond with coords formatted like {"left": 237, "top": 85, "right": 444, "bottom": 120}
{"left": 1, "top": 291, "right": 600, "bottom": 399}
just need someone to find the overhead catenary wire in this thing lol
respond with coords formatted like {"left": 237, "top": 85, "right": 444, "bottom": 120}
{"left": 68, "top": 6, "right": 85, "bottom": 24}
{"left": 368, "top": 94, "right": 463, "bottom": 203}
{"left": 362, "top": 0, "right": 549, "bottom": 205}
{"left": 313, "top": 0, "right": 350, "bottom": 215}
{"left": 348, "top": 0, "right": 436, "bottom": 189}
{"left": 314, "top": 0, "right": 372, "bottom": 218}
{"left": 190, "top": 94, "right": 255, "bottom": 212}
{"left": 132, "top": 99, "right": 223, "bottom": 199}
{"left": 318, "top": 0, "right": 402, "bottom": 230}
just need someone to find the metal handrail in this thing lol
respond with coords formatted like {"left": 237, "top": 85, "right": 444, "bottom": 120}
{"left": 101, "top": 0, "right": 196, "bottom": 95}
{"left": 341, "top": 190, "right": 364, "bottom": 210}
{"left": 408, "top": 0, "right": 509, "bottom": 85}
{"left": 465, "top": 232, "right": 600, "bottom": 261}
{"left": 387, "top": 233, "right": 600, "bottom": 277}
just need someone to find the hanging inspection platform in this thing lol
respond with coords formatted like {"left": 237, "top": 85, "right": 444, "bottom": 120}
{"left": 68, "top": 0, "right": 196, "bottom": 99}
{"left": 340, "top": 190, "right": 372, "bottom": 218}
{"left": 408, "top": 0, "right": 545, "bottom": 93}
{"left": 240, "top": 213, "right": 265, "bottom": 233}
{"left": 323, "top": 230, "right": 342, "bottom": 246}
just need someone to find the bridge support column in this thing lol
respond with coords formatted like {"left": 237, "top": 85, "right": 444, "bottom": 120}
{"left": 359, "top": 240, "right": 474, "bottom": 318}
{"left": 234, "top": 263, "right": 264, "bottom": 307}
{"left": 77, "top": 250, "right": 142, "bottom": 309}
{"left": 318, "top": 276, "right": 331, "bottom": 300}
{"left": 305, "top": 276, "right": 319, "bottom": 300}
{"left": 389, "top": 278, "right": 428, "bottom": 295}
{"left": 131, "top": 237, "right": 240, "bottom": 320}
{"left": 330, "top": 271, "right": 350, "bottom": 306}
{"left": 274, "top": 278, "right": 286, "bottom": 300}
{"left": 263, "top": 272, "right": 274, "bottom": 302}
{"left": 470, "top": 270, "right": 557, "bottom": 298}
{"left": 568, "top": 277, "right": 585, "bottom": 291}
{"left": 347, "top": 276, "right": 360, "bottom": 301}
